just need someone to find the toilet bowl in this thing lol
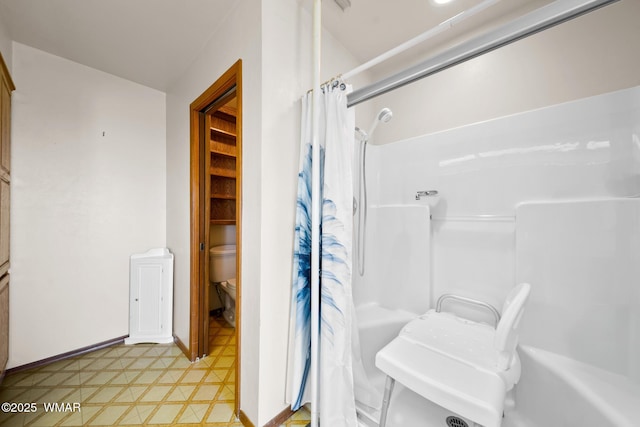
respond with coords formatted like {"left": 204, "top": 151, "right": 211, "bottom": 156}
{"left": 219, "top": 278, "right": 236, "bottom": 327}
{"left": 220, "top": 278, "right": 236, "bottom": 301}
{"left": 209, "top": 245, "right": 237, "bottom": 328}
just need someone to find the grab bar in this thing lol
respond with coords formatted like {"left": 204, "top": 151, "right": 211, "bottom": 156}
{"left": 430, "top": 215, "right": 515, "bottom": 222}
{"left": 436, "top": 294, "right": 501, "bottom": 327}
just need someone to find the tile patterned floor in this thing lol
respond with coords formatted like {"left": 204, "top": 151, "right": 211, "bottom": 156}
{"left": 0, "top": 315, "right": 310, "bottom": 426}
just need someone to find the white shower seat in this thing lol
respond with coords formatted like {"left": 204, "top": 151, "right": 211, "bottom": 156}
{"left": 375, "top": 283, "right": 531, "bottom": 427}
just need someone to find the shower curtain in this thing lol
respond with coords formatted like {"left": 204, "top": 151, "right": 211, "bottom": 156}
{"left": 287, "top": 80, "right": 357, "bottom": 426}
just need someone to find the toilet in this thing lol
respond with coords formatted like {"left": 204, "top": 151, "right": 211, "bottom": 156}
{"left": 219, "top": 278, "right": 236, "bottom": 327}
{"left": 209, "top": 245, "right": 236, "bottom": 328}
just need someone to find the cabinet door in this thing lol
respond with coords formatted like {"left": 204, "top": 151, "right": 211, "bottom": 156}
{"left": 0, "top": 179, "right": 8, "bottom": 276}
{"left": 131, "top": 263, "right": 164, "bottom": 337}
{"left": 0, "top": 53, "right": 13, "bottom": 378}
{"left": 0, "top": 75, "right": 10, "bottom": 277}
{"left": 0, "top": 275, "right": 8, "bottom": 374}
{"left": 0, "top": 79, "right": 9, "bottom": 176}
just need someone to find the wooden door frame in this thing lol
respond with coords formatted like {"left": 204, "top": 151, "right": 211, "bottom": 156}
{"left": 189, "top": 60, "right": 242, "bottom": 415}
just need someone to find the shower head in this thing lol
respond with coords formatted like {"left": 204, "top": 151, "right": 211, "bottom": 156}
{"left": 377, "top": 108, "right": 393, "bottom": 123}
{"left": 367, "top": 107, "right": 393, "bottom": 139}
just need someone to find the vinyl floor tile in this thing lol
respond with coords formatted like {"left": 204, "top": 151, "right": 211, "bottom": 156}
{"left": 0, "top": 314, "right": 310, "bottom": 426}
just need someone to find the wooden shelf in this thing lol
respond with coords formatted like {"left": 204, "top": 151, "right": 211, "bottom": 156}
{"left": 210, "top": 168, "right": 236, "bottom": 178}
{"left": 210, "top": 140, "right": 236, "bottom": 157}
{"left": 211, "top": 193, "right": 236, "bottom": 200}
{"left": 211, "top": 219, "right": 236, "bottom": 225}
{"left": 211, "top": 148, "right": 236, "bottom": 158}
{"left": 211, "top": 127, "right": 236, "bottom": 138}
{"left": 209, "top": 105, "right": 237, "bottom": 224}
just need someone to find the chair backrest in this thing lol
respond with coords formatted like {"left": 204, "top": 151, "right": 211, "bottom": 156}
{"left": 494, "top": 283, "right": 531, "bottom": 370}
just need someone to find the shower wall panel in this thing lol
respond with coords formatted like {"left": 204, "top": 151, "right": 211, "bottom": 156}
{"left": 431, "top": 218, "right": 515, "bottom": 325}
{"left": 375, "top": 86, "right": 640, "bottom": 214}
{"left": 369, "top": 206, "right": 431, "bottom": 314}
{"left": 353, "top": 205, "right": 430, "bottom": 315}
{"left": 365, "top": 85, "right": 640, "bottom": 314}
{"left": 516, "top": 199, "right": 640, "bottom": 381}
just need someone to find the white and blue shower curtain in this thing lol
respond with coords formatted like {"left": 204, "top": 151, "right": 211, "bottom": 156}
{"left": 287, "top": 80, "right": 357, "bottom": 426}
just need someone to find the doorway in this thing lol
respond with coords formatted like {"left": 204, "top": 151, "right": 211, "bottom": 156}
{"left": 189, "top": 60, "right": 242, "bottom": 416}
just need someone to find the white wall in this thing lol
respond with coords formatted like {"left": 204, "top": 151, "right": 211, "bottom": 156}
{"left": 9, "top": 42, "right": 166, "bottom": 368}
{"left": 373, "top": 0, "right": 640, "bottom": 144}
{"left": 165, "top": 0, "right": 371, "bottom": 423}
{"left": 164, "top": 0, "right": 263, "bottom": 421}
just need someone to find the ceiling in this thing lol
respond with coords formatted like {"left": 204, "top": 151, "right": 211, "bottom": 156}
{"left": 0, "top": 0, "right": 551, "bottom": 91}
{"left": 0, "top": 0, "right": 238, "bottom": 91}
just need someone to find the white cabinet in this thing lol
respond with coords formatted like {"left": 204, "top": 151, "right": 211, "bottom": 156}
{"left": 125, "top": 248, "right": 174, "bottom": 344}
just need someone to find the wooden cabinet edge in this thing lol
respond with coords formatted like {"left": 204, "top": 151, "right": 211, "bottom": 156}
{"left": 0, "top": 53, "right": 15, "bottom": 92}
{"left": 0, "top": 263, "right": 8, "bottom": 278}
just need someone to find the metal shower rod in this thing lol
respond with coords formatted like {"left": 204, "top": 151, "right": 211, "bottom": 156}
{"left": 342, "top": 0, "right": 500, "bottom": 81}
{"left": 346, "top": 0, "right": 619, "bottom": 108}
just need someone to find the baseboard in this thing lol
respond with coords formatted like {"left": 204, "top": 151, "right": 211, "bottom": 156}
{"left": 239, "top": 409, "right": 255, "bottom": 427}
{"left": 173, "top": 334, "right": 190, "bottom": 361}
{"left": 263, "top": 406, "right": 295, "bottom": 427}
{"left": 239, "top": 405, "right": 297, "bottom": 427}
{"left": 5, "top": 335, "right": 127, "bottom": 375}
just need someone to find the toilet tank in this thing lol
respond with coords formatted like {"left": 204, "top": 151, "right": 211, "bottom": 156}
{"left": 209, "top": 245, "right": 236, "bottom": 283}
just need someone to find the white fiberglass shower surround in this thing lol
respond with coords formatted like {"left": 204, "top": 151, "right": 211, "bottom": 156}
{"left": 352, "top": 86, "right": 640, "bottom": 427}
{"left": 291, "top": 0, "right": 631, "bottom": 426}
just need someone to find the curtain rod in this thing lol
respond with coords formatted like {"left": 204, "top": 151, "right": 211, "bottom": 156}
{"left": 347, "top": 0, "right": 619, "bottom": 108}
{"left": 342, "top": 0, "right": 500, "bottom": 81}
